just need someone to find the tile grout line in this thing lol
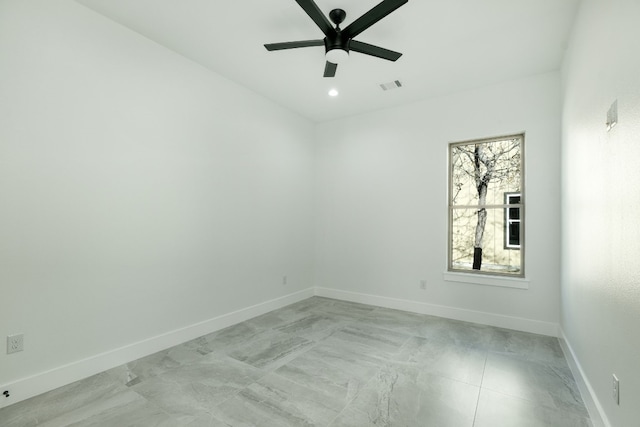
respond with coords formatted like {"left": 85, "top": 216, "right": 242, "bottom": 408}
{"left": 471, "top": 350, "right": 489, "bottom": 426}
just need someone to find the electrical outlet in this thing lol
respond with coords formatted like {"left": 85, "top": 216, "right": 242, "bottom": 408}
{"left": 613, "top": 374, "right": 620, "bottom": 405}
{"left": 420, "top": 280, "right": 427, "bottom": 290}
{"left": 7, "top": 334, "right": 24, "bottom": 354}
{"left": 282, "top": 275, "right": 288, "bottom": 286}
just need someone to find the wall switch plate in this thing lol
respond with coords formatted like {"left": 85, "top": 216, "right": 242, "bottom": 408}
{"left": 282, "top": 275, "right": 288, "bottom": 286}
{"left": 420, "top": 280, "right": 427, "bottom": 290}
{"left": 7, "top": 334, "right": 24, "bottom": 354}
{"left": 613, "top": 374, "right": 620, "bottom": 405}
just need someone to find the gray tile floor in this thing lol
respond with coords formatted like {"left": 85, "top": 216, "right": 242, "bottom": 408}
{"left": 0, "top": 297, "right": 592, "bottom": 426}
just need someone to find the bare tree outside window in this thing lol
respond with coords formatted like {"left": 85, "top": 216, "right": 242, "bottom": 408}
{"left": 449, "top": 135, "right": 524, "bottom": 276}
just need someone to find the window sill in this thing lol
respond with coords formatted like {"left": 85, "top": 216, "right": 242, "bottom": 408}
{"left": 443, "top": 271, "right": 529, "bottom": 290}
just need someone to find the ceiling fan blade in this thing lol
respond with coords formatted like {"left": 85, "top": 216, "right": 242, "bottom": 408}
{"left": 349, "top": 40, "right": 402, "bottom": 61}
{"left": 264, "top": 40, "right": 324, "bottom": 51}
{"left": 295, "top": 0, "right": 336, "bottom": 37}
{"left": 343, "top": 0, "right": 408, "bottom": 39}
{"left": 324, "top": 61, "right": 337, "bottom": 77}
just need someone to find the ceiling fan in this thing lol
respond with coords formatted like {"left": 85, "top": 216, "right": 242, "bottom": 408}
{"left": 264, "top": 0, "right": 408, "bottom": 77}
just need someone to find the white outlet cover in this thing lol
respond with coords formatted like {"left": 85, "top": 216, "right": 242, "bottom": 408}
{"left": 7, "top": 334, "right": 24, "bottom": 354}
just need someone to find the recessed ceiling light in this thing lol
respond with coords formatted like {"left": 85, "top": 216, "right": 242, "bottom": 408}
{"left": 328, "top": 89, "right": 339, "bottom": 97}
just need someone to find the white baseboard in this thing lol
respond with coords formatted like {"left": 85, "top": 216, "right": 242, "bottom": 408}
{"left": 314, "top": 287, "right": 559, "bottom": 336}
{"left": 0, "top": 288, "right": 314, "bottom": 410}
{"left": 558, "top": 328, "right": 609, "bottom": 427}
{"left": 1, "top": 286, "right": 564, "bottom": 411}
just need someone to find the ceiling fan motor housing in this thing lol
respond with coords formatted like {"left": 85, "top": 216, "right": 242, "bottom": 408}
{"left": 325, "top": 32, "right": 350, "bottom": 63}
{"left": 325, "top": 9, "right": 350, "bottom": 63}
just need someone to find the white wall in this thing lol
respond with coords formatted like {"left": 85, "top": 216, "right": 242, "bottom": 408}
{"left": 561, "top": 0, "right": 640, "bottom": 425}
{"left": 315, "top": 72, "right": 562, "bottom": 333}
{"left": 0, "top": 0, "right": 315, "bottom": 404}
{"left": 11, "top": 1, "right": 637, "bottom": 421}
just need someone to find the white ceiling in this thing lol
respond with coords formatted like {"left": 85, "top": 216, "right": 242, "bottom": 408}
{"left": 76, "top": 0, "right": 581, "bottom": 123}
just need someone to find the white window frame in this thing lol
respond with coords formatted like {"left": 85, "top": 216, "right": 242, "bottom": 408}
{"left": 447, "top": 133, "right": 525, "bottom": 279}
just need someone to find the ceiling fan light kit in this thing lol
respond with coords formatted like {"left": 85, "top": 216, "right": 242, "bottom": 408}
{"left": 326, "top": 48, "right": 349, "bottom": 64}
{"left": 264, "top": 0, "right": 408, "bottom": 77}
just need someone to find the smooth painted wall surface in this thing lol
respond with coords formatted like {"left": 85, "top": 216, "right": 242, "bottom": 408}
{"left": 314, "top": 72, "right": 562, "bottom": 326}
{"left": 561, "top": 0, "right": 640, "bottom": 425}
{"left": 0, "top": 0, "right": 315, "bottom": 386}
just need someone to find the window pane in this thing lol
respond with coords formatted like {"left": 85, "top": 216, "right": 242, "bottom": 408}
{"left": 451, "top": 207, "right": 522, "bottom": 275}
{"left": 451, "top": 138, "right": 522, "bottom": 207}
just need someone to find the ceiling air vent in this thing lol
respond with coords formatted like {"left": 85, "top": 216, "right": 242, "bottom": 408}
{"left": 380, "top": 80, "right": 402, "bottom": 91}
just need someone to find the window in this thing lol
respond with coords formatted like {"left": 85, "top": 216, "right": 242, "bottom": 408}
{"left": 449, "top": 134, "right": 524, "bottom": 277}
{"left": 504, "top": 193, "right": 521, "bottom": 249}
